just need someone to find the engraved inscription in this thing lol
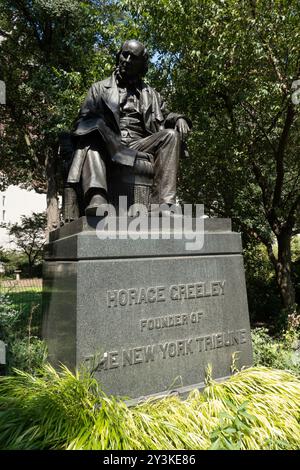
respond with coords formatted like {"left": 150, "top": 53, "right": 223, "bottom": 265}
{"left": 195, "top": 330, "right": 247, "bottom": 352}
{"left": 140, "top": 311, "right": 203, "bottom": 332}
{"left": 159, "top": 339, "right": 193, "bottom": 358}
{"left": 107, "top": 280, "right": 226, "bottom": 307}
{"left": 169, "top": 281, "right": 225, "bottom": 300}
{"left": 87, "top": 329, "right": 248, "bottom": 371}
{"left": 122, "top": 345, "right": 156, "bottom": 366}
{"left": 107, "top": 285, "right": 166, "bottom": 307}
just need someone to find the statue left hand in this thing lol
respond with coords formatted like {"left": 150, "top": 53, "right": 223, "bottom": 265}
{"left": 175, "top": 118, "right": 190, "bottom": 140}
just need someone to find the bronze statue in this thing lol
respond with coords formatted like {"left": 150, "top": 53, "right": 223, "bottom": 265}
{"left": 66, "top": 39, "right": 191, "bottom": 216}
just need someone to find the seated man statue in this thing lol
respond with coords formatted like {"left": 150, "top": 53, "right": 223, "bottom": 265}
{"left": 67, "top": 39, "right": 191, "bottom": 216}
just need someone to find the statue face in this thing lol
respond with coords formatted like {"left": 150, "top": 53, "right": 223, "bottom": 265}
{"left": 118, "top": 40, "right": 146, "bottom": 80}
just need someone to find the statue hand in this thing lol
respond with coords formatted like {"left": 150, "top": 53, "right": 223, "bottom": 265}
{"left": 175, "top": 118, "right": 190, "bottom": 140}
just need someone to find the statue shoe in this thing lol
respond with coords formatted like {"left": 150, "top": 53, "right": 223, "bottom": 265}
{"left": 85, "top": 194, "right": 108, "bottom": 217}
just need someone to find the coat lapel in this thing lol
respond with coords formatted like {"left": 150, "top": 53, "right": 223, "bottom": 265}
{"left": 103, "top": 75, "right": 120, "bottom": 128}
{"left": 141, "top": 85, "right": 152, "bottom": 131}
{"left": 102, "top": 76, "right": 154, "bottom": 132}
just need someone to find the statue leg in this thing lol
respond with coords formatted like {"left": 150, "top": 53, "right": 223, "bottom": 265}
{"left": 129, "top": 129, "right": 180, "bottom": 204}
{"left": 67, "top": 133, "right": 110, "bottom": 216}
{"left": 81, "top": 147, "right": 109, "bottom": 215}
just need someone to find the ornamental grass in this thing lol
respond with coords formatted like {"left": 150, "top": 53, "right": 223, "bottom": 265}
{"left": 0, "top": 364, "right": 299, "bottom": 450}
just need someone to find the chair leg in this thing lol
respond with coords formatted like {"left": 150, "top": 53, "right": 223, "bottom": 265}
{"left": 63, "top": 186, "right": 80, "bottom": 223}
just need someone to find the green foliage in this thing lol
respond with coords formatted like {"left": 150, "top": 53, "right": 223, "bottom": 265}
{"left": 0, "top": 218, "right": 45, "bottom": 374}
{"left": 0, "top": 248, "right": 43, "bottom": 278}
{"left": 0, "top": 288, "right": 45, "bottom": 374}
{"left": 122, "top": 0, "right": 300, "bottom": 311}
{"left": 243, "top": 238, "right": 300, "bottom": 325}
{"left": 243, "top": 241, "right": 281, "bottom": 324}
{"left": 209, "top": 401, "right": 255, "bottom": 450}
{"left": 252, "top": 327, "right": 300, "bottom": 374}
{"left": 286, "top": 311, "right": 300, "bottom": 336}
{"left": 0, "top": 0, "right": 140, "bottom": 191}
{"left": 293, "top": 242, "right": 300, "bottom": 306}
{"left": 4, "top": 212, "right": 47, "bottom": 275}
{"left": 0, "top": 249, "right": 30, "bottom": 278}
{"left": 292, "top": 237, "right": 300, "bottom": 262}
{"left": 0, "top": 293, "right": 19, "bottom": 339}
{"left": 6, "top": 337, "right": 47, "bottom": 375}
{"left": 0, "top": 365, "right": 300, "bottom": 450}
{"left": 0, "top": 290, "right": 42, "bottom": 338}
{"left": 0, "top": 364, "right": 98, "bottom": 450}
{"left": 1, "top": 0, "right": 300, "bottom": 313}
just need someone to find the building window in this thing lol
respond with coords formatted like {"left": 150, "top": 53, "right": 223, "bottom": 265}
{"left": 2, "top": 210, "right": 5, "bottom": 221}
{"left": 2, "top": 195, "right": 5, "bottom": 207}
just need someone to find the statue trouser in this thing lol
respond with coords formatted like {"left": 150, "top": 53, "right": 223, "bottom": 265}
{"left": 81, "top": 128, "right": 180, "bottom": 206}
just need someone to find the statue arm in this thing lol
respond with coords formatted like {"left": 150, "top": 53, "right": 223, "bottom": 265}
{"left": 72, "top": 83, "right": 103, "bottom": 136}
{"left": 78, "top": 84, "right": 99, "bottom": 119}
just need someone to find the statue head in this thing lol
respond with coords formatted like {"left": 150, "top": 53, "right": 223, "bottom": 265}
{"left": 116, "top": 39, "right": 149, "bottom": 81}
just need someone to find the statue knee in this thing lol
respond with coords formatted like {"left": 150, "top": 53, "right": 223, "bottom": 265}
{"left": 164, "top": 128, "right": 180, "bottom": 141}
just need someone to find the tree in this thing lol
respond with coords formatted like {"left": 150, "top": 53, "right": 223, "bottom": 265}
{"left": 1, "top": 0, "right": 299, "bottom": 314}
{"left": 123, "top": 0, "right": 300, "bottom": 313}
{"left": 5, "top": 212, "right": 47, "bottom": 276}
{"left": 0, "top": 0, "right": 138, "bottom": 234}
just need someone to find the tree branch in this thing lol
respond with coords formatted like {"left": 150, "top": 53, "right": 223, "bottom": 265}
{"left": 0, "top": 28, "right": 11, "bottom": 39}
{"left": 286, "top": 193, "right": 300, "bottom": 230}
{"left": 250, "top": 159, "right": 273, "bottom": 220}
{"left": 282, "top": 171, "right": 300, "bottom": 210}
{"left": 14, "top": 0, "right": 43, "bottom": 47}
{"left": 239, "top": 219, "right": 277, "bottom": 269}
{"left": 241, "top": 101, "right": 276, "bottom": 152}
{"left": 263, "top": 41, "right": 289, "bottom": 95}
{"left": 272, "top": 104, "right": 295, "bottom": 208}
{"left": 248, "top": 0, "right": 256, "bottom": 19}
{"left": 266, "top": 96, "right": 288, "bottom": 134}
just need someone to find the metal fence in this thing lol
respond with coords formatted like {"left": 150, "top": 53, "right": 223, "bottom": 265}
{"left": 0, "top": 278, "right": 43, "bottom": 369}
{"left": 0, "top": 278, "right": 42, "bottom": 290}
{"left": 0, "top": 278, "right": 42, "bottom": 305}
{"left": 0, "top": 278, "right": 43, "bottom": 331}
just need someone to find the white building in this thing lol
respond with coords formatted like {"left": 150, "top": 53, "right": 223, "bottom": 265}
{"left": 0, "top": 185, "right": 46, "bottom": 249}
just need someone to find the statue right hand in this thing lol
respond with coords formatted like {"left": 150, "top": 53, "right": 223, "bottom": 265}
{"left": 175, "top": 118, "right": 190, "bottom": 140}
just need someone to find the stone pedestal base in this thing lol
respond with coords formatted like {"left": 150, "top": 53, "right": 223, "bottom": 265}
{"left": 42, "top": 217, "right": 252, "bottom": 400}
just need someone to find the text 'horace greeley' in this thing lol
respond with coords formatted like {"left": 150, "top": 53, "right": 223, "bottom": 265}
{"left": 107, "top": 280, "right": 226, "bottom": 307}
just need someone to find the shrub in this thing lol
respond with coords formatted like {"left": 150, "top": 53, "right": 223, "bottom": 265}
{"left": 243, "top": 242, "right": 281, "bottom": 325}
{"left": 0, "top": 292, "right": 46, "bottom": 374}
{"left": 5, "top": 337, "right": 47, "bottom": 375}
{"left": 243, "top": 239, "right": 300, "bottom": 328}
{"left": 0, "top": 365, "right": 300, "bottom": 450}
{"left": 251, "top": 327, "right": 300, "bottom": 375}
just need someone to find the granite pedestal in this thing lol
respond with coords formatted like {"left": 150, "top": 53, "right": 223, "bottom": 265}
{"left": 42, "top": 217, "right": 252, "bottom": 400}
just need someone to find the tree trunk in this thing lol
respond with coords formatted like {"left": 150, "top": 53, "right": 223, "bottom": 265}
{"left": 45, "top": 152, "right": 60, "bottom": 240}
{"left": 275, "top": 230, "right": 295, "bottom": 309}
{"left": 28, "top": 255, "right": 33, "bottom": 278}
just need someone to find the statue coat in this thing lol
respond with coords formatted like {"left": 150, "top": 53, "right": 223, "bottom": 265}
{"left": 67, "top": 73, "right": 188, "bottom": 184}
